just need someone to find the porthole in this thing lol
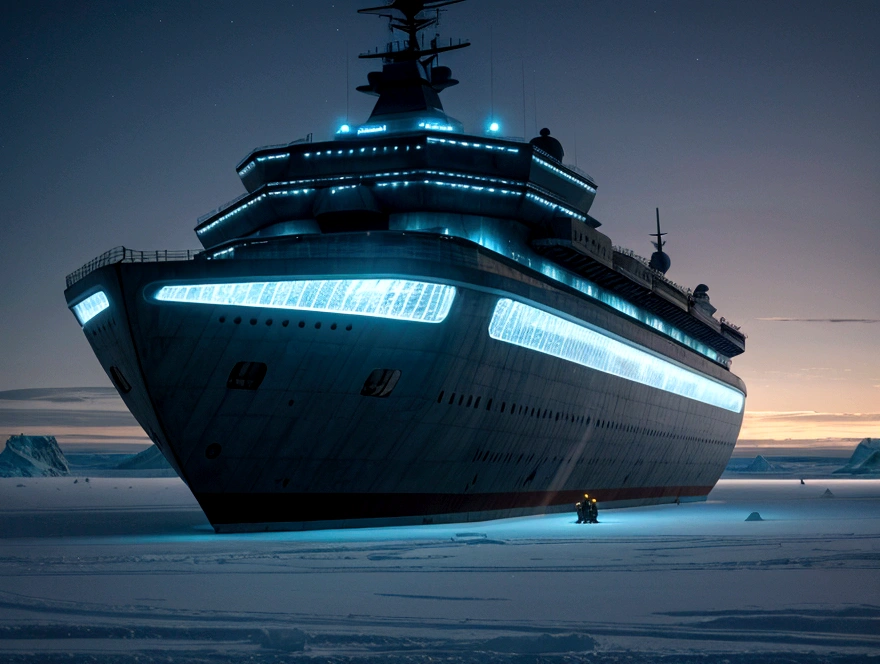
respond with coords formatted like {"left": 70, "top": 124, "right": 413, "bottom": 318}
{"left": 330, "top": 323, "right": 337, "bottom": 330}
{"left": 315, "top": 322, "right": 321, "bottom": 329}
{"left": 234, "top": 317, "right": 242, "bottom": 324}
{"left": 265, "top": 319, "right": 273, "bottom": 326}
{"left": 219, "top": 316, "right": 226, "bottom": 323}
{"left": 437, "top": 391, "right": 444, "bottom": 403}
{"left": 298, "top": 321, "right": 305, "bottom": 328}
{"left": 249, "top": 318, "right": 257, "bottom": 326}
{"left": 282, "top": 320, "right": 289, "bottom": 327}
{"left": 346, "top": 324, "right": 353, "bottom": 331}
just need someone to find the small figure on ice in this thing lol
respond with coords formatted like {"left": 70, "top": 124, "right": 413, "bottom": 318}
{"left": 588, "top": 498, "right": 599, "bottom": 524}
{"left": 575, "top": 494, "right": 589, "bottom": 523}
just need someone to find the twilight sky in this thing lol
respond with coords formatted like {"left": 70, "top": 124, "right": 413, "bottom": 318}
{"left": 1, "top": 1, "right": 877, "bottom": 448}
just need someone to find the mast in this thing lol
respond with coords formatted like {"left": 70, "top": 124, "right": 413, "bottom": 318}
{"left": 649, "top": 207, "right": 671, "bottom": 274}
{"left": 352, "top": 1, "right": 470, "bottom": 133}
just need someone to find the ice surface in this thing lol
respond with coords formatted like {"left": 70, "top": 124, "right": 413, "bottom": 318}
{"left": 0, "top": 478, "right": 878, "bottom": 663}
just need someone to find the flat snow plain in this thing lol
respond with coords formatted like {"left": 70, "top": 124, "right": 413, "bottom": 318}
{"left": 0, "top": 478, "right": 878, "bottom": 663}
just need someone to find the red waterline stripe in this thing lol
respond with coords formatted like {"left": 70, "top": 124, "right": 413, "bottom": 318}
{"left": 196, "top": 485, "right": 713, "bottom": 525}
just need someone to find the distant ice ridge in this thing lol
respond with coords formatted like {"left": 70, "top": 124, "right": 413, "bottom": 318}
{"left": 115, "top": 444, "right": 172, "bottom": 471}
{"left": 834, "top": 438, "right": 880, "bottom": 475}
{"left": 742, "top": 454, "right": 785, "bottom": 473}
{"left": 0, "top": 434, "right": 70, "bottom": 477}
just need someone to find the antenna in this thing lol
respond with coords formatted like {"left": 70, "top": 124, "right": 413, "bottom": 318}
{"left": 649, "top": 207, "right": 671, "bottom": 274}
{"left": 531, "top": 66, "right": 538, "bottom": 136}
{"left": 652, "top": 207, "right": 666, "bottom": 251}
{"left": 489, "top": 25, "right": 494, "bottom": 121}
{"left": 521, "top": 61, "right": 527, "bottom": 138}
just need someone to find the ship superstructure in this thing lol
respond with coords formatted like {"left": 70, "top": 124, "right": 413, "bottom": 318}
{"left": 64, "top": 0, "right": 745, "bottom": 531}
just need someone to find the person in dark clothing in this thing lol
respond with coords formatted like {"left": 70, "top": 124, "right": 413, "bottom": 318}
{"left": 588, "top": 498, "right": 599, "bottom": 524}
{"left": 576, "top": 494, "right": 589, "bottom": 523}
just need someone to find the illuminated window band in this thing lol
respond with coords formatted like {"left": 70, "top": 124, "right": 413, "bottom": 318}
{"left": 357, "top": 124, "right": 387, "bottom": 135}
{"left": 271, "top": 169, "right": 519, "bottom": 190}
{"left": 427, "top": 136, "right": 520, "bottom": 153}
{"left": 488, "top": 299, "right": 744, "bottom": 413}
{"left": 525, "top": 192, "right": 587, "bottom": 222}
{"left": 72, "top": 291, "right": 110, "bottom": 326}
{"left": 532, "top": 156, "right": 597, "bottom": 193}
{"left": 377, "top": 180, "right": 520, "bottom": 196}
{"left": 418, "top": 121, "right": 455, "bottom": 132}
{"left": 154, "top": 279, "right": 456, "bottom": 323}
{"left": 305, "top": 144, "right": 420, "bottom": 158}
{"left": 198, "top": 190, "right": 312, "bottom": 235}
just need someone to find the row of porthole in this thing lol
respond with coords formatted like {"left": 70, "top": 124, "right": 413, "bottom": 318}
{"left": 218, "top": 315, "right": 353, "bottom": 331}
{"left": 437, "top": 389, "right": 729, "bottom": 447}
{"left": 90, "top": 317, "right": 117, "bottom": 336}
{"left": 472, "top": 449, "right": 606, "bottom": 467}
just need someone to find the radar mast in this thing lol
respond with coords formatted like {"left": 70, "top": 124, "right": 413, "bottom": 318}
{"left": 350, "top": 1, "right": 470, "bottom": 135}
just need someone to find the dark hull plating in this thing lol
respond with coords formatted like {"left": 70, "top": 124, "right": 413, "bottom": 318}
{"left": 65, "top": 233, "right": 745, "bottom": 531}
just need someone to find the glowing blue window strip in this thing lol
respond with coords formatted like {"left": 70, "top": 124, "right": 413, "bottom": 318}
{"left": 488, "top": 299, "right": 744, "bottom": 413}
{"left": 271, "top": 170, "right": 519, "bottom": 190}
{"left": 427, "top": 136, "right": 520, "bottom": 154}
{"left": 376, "top": 180, "right": 520, "bottom": 196}
{"left": 72, "top": 291, "right": 110, "bottom": 326}
{"left": 533, "top": 156, "right": 597, "bottom": 193}
{"left": 197, "top": 194, "right": 267, "bottom": 234}
{"left": 357, "top": 124, "right": 387, "bottom": 135}
{"left": 155, "top": 279, "right": 456, "bottom": 323}
{"left": 206, "top": 247, "right": 234, "bottom": 260}
{"left": 525, "top": 192, "right": 587, "bottom": 222}
{"left": 418, "top": 121, "right": 455, "bottom": 131}
{"left": 256, "top": 153, "right": 289, "bottom": 162}
{"left": 198, "top": 189, "right": 313, "bottom": 234}
{"left": 267, "top": 188, "right": 311, "bottom": 197}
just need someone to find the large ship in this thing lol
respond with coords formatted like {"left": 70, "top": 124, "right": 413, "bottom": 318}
{"left": 64, "top": 0, "right": 746, "bottom": 532}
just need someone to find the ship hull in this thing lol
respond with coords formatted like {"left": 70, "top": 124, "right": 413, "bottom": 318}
{"left": 65, "top": 233, "right": 745, "bottom": 531}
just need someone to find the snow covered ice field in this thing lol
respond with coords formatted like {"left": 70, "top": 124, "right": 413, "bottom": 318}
{"left": 0, "top": 478, "right": 878, "bottom": 663}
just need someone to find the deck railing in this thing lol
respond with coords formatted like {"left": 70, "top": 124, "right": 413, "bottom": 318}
{"left": 612, "top": 246, "right": 694, "bottom": 297}
{"left": 66, "top": 247, "right": 200, "bottom": 288}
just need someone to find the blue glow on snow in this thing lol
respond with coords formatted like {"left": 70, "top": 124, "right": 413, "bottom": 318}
{"left": 488, "top": 298, "right": 744, "bottom": 412}
{"left": 72, "top": 291, "right": 110, "bottom": 326}
{"left": 155, "top": 279, "right": 457, "bottom": 323}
